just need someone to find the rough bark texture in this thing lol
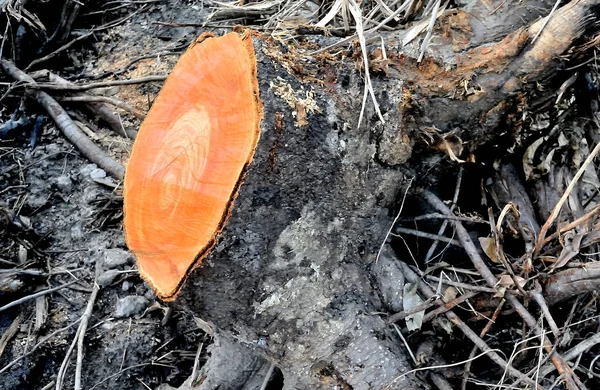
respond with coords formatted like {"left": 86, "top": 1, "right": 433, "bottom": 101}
{"left": 180, "top": 36, "right": 415, "bottom": 389}
{"left": 173, "top": 2, "right": 600, "bottom": 389}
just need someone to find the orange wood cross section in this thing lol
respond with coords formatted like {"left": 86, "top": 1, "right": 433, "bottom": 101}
{"left": 124, "top": 32, "right": 263, "bottom": 300}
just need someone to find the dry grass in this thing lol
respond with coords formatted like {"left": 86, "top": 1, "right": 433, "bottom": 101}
{"left": 209, "top": 0, "right": 449, "bottom": 127}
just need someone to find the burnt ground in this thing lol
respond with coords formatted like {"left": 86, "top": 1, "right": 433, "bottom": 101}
{"left": 0, "top": 2, "right": 217, "bottom": 389}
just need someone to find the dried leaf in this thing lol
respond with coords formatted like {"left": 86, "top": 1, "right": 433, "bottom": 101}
{"left": 494, "top": 275, "right": 526, "bottom": 298}
{"left": 523, "top": 137, "right": 545, "bottom": 180}
{"left": 434, "top": 316, "right": 453, "bottom": 334}
{"left": 193, "top": 316, "right": 214, "bottom": 337}
{"left": 478, "top": 237, "right": 498, "bottom": 263}
{"left": 553, "top": 232, "right": 584, "bottom": 270}
{"left": 441, "top": 286, "right": 458, "bottom": 303}
{"left": 494, "top": 285, "right": 507, "bottom": 298}
{"left": 495, "top": 274, "right": 526, "bottom": 288}
{"left": 403, "top": 283, "right": 425, "bottom": 332}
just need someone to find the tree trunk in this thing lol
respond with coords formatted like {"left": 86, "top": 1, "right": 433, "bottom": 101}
{"left": 175, "top": 2, "right": 600, "bottom": 389}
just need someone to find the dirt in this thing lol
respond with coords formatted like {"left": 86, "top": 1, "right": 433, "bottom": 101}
{"left": 0, "top": 2, "right": 216, "bottom": 389}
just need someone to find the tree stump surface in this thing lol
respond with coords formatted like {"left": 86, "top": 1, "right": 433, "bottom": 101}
{"left": 172, "top": 2, "right": 600, "bottom": 388}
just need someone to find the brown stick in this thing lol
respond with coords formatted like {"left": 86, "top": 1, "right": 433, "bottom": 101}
{"left": 421, "top": 291, "right": 479, "bottom": 323}
{"left": 86, "top": 102, "right": 137, "bottom": 139}
{"left": 539, "top": 333, "right": 600, "bottom": 378}
{"left": 541, "top": 204, "right": 600, "bottom": 247}
{"left": 406, "top": 213, "right": 487, "bottom": 223}
{"left": 534, "top": 139, "right": 600, "bottom": 255}
{"left": 544, "top": 263, "right": 600, "bottom": 305}
{"left": 461, "top": 299, "right": 506, "bottom": 390}
{"left": 0, "top": 59, "right": 125, "bottom": 180}
{"left": 387, "top": 296, "right": 437, "bottom": 323}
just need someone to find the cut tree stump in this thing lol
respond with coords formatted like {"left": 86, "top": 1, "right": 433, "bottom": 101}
{"left": 165, "top": 2, "right": 600, "bottom": 389}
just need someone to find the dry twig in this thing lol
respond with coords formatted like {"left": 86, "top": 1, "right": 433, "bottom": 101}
{"left": 0, "top": 280, "right": 79, "bottom": 313}
{"left": 531, "top": 281, "right": 560, "bottom": 339}
{"left": 398, "top": 260, "right": 541, "bottom": 389}
{"left": 488, "top": 207, "right": 529, "bottom": 298}
{"left": 423, "top": 190, "right": 586, "bottom": 390}
{"left": 461, "top": 299, "right": 506, "bottom": 390}
{"left": 393, "top": 227, "right": 461, "bottom": 247}
{"left": 387, "top": 296, "right": 437, "bottom": 323}
{"left": 74, "top": 281, "right": 101, "bottom": 390}
{"left": 539, "top": 333, "right": 600, "bottom": 378}
{"left": 423, "top": 274, "right": 496, "bottom": 293}
{"left": 425, "top": 167, "right": 463, "bottom": 263}
{"left": 0, "top": 59, "right": 126, "bottom": 180}
{"left": 376, "top": 177, "right": 413, "bottom": 262}
{"left": 541, "top": 204, "right": 600, "bottom": 248}
{"left": 0, "top": 319, "right": 81, "bottom": 375}
{"left": 30, "top": 70, "right": 137, "bottom": 138}
{"left": 29, "top": 75, "right": 167, "bottom": 92}
{"left": 535, "top": 139, "right": 600, "bottom": 255}
{"left": 421, "top": 291, "right": 479, "bottom": 323}
{"left": 25, "top": 32, "right": 94, "bottom": 71}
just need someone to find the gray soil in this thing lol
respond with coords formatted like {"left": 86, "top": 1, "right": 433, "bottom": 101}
{"left": 0, "top": 2, "right": 215, "bottom": 389}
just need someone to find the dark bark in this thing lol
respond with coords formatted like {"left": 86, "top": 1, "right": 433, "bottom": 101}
{"left": 180, "top": 35, "right": 415, "bottom": 389}
{"left": 174, "top": 2, "right": 600, "bottom": 389}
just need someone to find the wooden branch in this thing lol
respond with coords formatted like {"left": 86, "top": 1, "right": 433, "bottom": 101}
{"left": 544, "top": 263, "right": 600, "bottom": 305}
{"left": 30, "top": 70, "right": 138, "bottom": 138}
{"left": 531, "top": 282, "right": 561, "bottom": 339}
{"left": 541, "top": 204, "right": 600, "bottom": 248}
{"left": 29, "top": 75, "right": 167, "bottom": 92}
{"left": 25, "top": 32, "right": 94, "bottom": 71}
{"left": 421, "top": 291, "right": 479, "bottom": 323}
{"left": 535, "top": 140, "right": 600, "bottom": 255}
{"left": 0, "top": 280, "right": 79, "bottom": 313}
{"left": 539, "top": 333, "right": 600, "bottom": 378}
{"left": 0, "top": 59, "right": 126, "bottom": 180}
{"left": 462, "top": 300, "right": 506, "bottom": 390}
